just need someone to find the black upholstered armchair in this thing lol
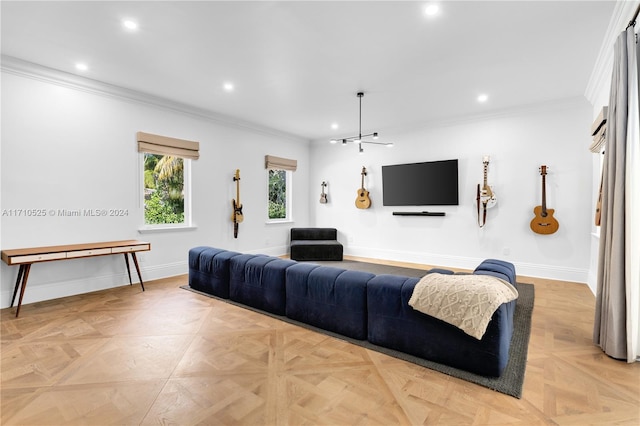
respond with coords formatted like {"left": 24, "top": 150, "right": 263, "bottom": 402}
{"left": 289, "top": 228, "right": 343, "bottom": 261}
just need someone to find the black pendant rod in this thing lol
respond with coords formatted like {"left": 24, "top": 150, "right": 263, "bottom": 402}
{"left": 357, "top": 92, "right": 363, "bottom": 140}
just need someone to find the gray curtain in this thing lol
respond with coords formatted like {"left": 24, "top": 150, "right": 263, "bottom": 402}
{"left": 593, "top": 26, "right": 639, "bottom": 361}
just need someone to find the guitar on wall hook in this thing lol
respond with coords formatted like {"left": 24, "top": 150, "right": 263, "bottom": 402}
{"left": 320, "top": 181, "right": 328, "bottom": 204}
{"left": 355, "top": 166, "right": 371, "bottom": 209}
{"left": 530, "top": 165, "right": 559, "bottom": 235}
{"left": 476, "top": 155, "right": 497, "bottom": 228}
{"left": 231, "top": 169, "right": 243, "bottom": 238}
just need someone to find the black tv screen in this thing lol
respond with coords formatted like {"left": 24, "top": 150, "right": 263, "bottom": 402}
{"left": 382, "top": 159, "right": 459, "bottom": 206}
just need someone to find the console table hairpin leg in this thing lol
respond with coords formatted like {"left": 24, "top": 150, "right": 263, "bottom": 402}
{"left": 10, "top": 264, "right": 31, "bottom": 318}
{"left": 123, "top": 252, "right": 146, "bottom": 291}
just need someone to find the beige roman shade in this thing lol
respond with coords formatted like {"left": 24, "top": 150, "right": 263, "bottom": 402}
{"left": 265, "top": 155, "right": 297, "bottom": 171}
{"left": 137, "top": 131, "right": 200, "bottom": 160}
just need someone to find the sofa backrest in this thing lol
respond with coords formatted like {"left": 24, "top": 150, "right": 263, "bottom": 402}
{"left": 473, "top": 259, "right": 516, "bottom": 284}
{"left": 290, "top": 227, "right": 337, "bottom": 241}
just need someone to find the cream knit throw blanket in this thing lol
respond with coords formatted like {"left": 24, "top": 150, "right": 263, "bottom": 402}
{"left": 408, "top": 273, "right": 519, "bottom": 340}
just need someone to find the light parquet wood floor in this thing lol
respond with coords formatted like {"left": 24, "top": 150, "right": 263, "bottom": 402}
{"left": 1, "top": 265, "right": 639, "bottom": 425}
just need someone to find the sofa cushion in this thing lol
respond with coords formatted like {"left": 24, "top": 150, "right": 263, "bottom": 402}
{"left": 188, "top": 247, "right": 240, "bottom": 298}
{"left": 228, "top": 254, "right": 296, "bottom": 315}
{"left": 474, "top": 258, "right": 517, "bottom": 284}
{"left": 290, "top": 240, "right": 343, "bottom": 261}
{"left": 285, "top": 264, "right": 374, "bottom": 340}
{"left": 291, "top": 227, "right": 337, "bottom": 240}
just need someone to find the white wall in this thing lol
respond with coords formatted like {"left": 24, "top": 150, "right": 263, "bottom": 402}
{"left": 0, "top": 67, "right": 310, "bottom": 307}
{"left": 310, "top": 98, "right": 593, "bottom": 282}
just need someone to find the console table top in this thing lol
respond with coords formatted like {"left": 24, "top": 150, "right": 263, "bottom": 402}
{"left": 1, "top": 240, "right": 150, "bottom": 263}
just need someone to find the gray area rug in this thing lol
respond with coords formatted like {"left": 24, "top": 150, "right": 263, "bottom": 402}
{"left": 310, "top": 259, "right": 443, "bottom": 277}
{"left": 182, "top": 260, "right": 534, "bottom": 398}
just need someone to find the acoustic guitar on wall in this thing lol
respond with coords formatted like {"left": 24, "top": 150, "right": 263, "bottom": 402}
{"left": 355, "top": 166, "right": 371, "bottom": 209}
{"left": 231, "top": 169, "right": 243, "bottom": 238}
{"left": 530, "top": 165, "right": 559, "bottom": 235}
{"left": 320, "top": 181, "right": 328, "bottom": 204}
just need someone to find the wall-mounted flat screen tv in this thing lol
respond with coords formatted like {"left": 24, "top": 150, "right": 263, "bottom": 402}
{"left": 382, "top": 159, "right": 459, "bottom": 206}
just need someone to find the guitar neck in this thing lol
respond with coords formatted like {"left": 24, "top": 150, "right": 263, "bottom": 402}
{"left": 234, "top": 170, "right": 241, "bottom": 206}
{"left": 483, "top": 163, "right": 488, "bottom": 187}
{"left": 541, "top": 174, "right": 547, "bottom": 212}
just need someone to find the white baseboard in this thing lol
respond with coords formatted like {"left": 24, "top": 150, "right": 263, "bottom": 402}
{"left": 246, "top": 245, "right": 289, "bottom": 257}
{"left": 344, "top": 246, "right": 589, "bottom": 283}
{"left": 513, "top": 261, "right": 588, "bottom": 284}
{"left": 0, "top": 261, "right": 187, "bottom": 308}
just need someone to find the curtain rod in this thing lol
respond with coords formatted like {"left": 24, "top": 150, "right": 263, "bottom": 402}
{"left": 628, "top": 2, "right": 640, "bottom": 29}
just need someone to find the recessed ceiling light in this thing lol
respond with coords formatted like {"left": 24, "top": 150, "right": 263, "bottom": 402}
{"left": 331, "top": 123, "right": 339, "bottom": 130}
{"left": 477, "top": 94, "right": 489, "bottom": 103}
{"left": 223, "top": 82, "right": 234, "bottom": 92}
{"left": 75, "top": 63, "right": 88, "bottom": 72}
{"left": 122, "top": 19, "right": 138, "bottom": 31}
{"left": 424, "top": 4, "right": 440, "bottom": 16}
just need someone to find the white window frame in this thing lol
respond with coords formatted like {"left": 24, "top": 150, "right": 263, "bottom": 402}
{"left": 266, "top": 168, "right": 293, "bottom": 224}
{"left": 138, "top": 153, "right": 194, "bottom": 233}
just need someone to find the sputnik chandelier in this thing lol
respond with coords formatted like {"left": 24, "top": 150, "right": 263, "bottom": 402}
{"left": 330, "top": 92, "right": 394, "bottom": 153}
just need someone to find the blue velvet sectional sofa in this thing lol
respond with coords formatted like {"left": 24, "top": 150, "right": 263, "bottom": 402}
{"left": 188, "top": 246, "right": 518, "bottom": 377}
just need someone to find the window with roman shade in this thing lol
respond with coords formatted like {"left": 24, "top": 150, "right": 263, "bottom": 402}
{"left": 138, "top": 131, "right": 199, "bottom": 228}
{"left": 265, "top": 155, "right": 296, "bottom": 221}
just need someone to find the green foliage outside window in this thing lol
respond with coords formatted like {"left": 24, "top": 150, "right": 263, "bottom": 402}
{"left": 268, "top": 169, "right": 287, "bottom": 219}
{"left": 144, "top": 153, "right": 185, "bottom": 224}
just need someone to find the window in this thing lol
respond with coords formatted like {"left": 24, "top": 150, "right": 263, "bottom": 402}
{"left": 265, "top": 155, "right": 297, "bottom": 222}
{"left": 143, "top": 153, "right": 188, "bottom": 225}
{"left": 268, "top": 168, "right": 291, "bottom": 221}
{"left": 137, "top": 132, "right": 199, "bottom": 229}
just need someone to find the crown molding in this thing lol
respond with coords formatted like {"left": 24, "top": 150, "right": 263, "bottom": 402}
{"left": 1, "top": 55, "right": 307, "bottom": 143}
{"left": 584, "top": 1, "right": 640, "bottom": 105}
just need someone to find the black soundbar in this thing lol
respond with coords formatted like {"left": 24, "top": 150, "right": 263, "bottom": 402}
{"left": 392, "top": 211, "right": 446, "bottom": 216}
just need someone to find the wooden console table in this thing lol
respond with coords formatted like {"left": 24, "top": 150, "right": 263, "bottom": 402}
{"left": 1, "top": 240, "right": 150, "bottom": 317}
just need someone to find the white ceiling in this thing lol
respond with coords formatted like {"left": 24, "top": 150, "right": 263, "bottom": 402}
{"left": 1, "top": 1, "right": 616, "bottom": 141}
